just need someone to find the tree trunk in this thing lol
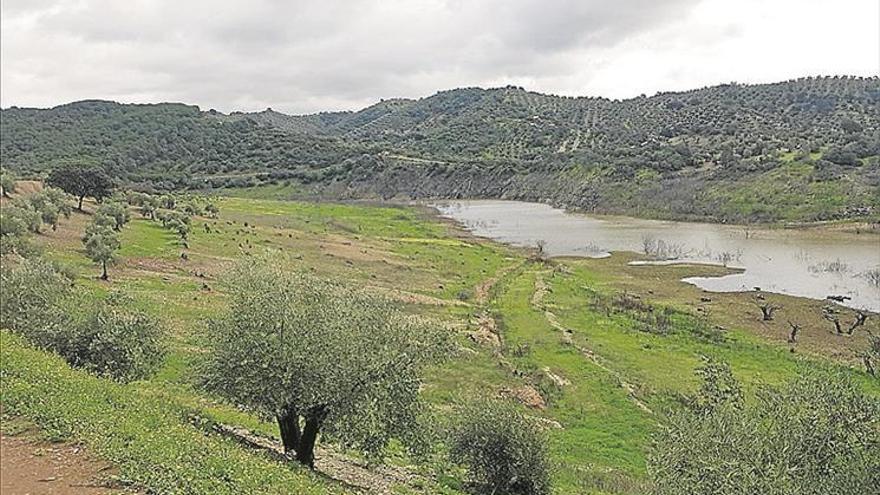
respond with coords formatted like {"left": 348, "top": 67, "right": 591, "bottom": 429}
{"left": 295, "top": 408, "right": 327, "bottom": 469}
{"left": 276, "top": 409, "right": 302, "bottom": 454}
{"left": 101, "top": 260, "right": 108, "bottom": 280}
{"left": 78, "top": 195, "right": 85, "bottom": 211}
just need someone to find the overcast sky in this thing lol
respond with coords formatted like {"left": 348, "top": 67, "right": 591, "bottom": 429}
{"left": 2, "top": 0, "right": 878, "bottom": 114}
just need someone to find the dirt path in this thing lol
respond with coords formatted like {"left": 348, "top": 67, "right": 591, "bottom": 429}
{"left": 206, "top": 421, "right": 426, "bottom": 494}
{"left": 1, "top": 430, "right": 123, "bottom": 495}
{"left": 531, "top": 269, "right": 654, "bottom": 415}
{"left": 474, "top": 260, "right": 524, "bottom": 305}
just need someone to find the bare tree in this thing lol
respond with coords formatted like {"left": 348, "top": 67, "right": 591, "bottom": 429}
{"left": 847, "top": 312, "right": 868, "bottom": 335}
{"left": 787, "top": 321, "right": 801, "bottom": 343}
{"left": 822, "top": 307, "right": 843, "bottom": 334}
{"left": 754, "top": 296, "right": 781, "bottom": 321}
{"left": 862, "top": 331, "right": 879, "bottom": 376}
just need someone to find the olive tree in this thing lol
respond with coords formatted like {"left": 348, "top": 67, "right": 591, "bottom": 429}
{"left": 95, "top": 201, "right": 130, "bottom": 231}
{"left": 83, "top": 227, "right": 120, "bottom": 280}
{"left": 449, "top": 398, "right": 552, "bottom": 495}
{"left": 0, "top": 257, "right": 71, "bottom": 345}
{"left": 0, "top": 169, "right": 15, "bottom": 197}
{"left": 199, "top": 257, "right": 450, "bottom": 468}
{"left": 1, "top": 258, "right": 163, "bottom": 381}
{"left": 650, "top": 365, "right": 880, "bottom": 495}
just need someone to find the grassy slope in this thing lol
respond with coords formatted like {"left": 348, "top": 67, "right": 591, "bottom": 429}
{"left": 2, "top": 192, "right": 878, "bottom": 494}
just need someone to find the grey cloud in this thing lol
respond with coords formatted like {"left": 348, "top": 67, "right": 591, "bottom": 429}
{"left": 1, "top": 0, "right": 875, "bottom": 114}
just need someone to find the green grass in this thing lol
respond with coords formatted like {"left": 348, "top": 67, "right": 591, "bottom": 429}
{"left": 5, "top": 193, "right": 878, "bottom": 494}
{"left": 491, "top": 267, "right": 654, "bottom": 494}
{"left": 0, "top": 331, "right": 347, "bottom": 495}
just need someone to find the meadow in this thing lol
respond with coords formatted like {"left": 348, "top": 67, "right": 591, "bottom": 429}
{"left": 2, "top": 189, "right": 878, "bottom": 494}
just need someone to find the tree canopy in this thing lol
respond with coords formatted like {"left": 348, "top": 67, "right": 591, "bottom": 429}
{"left": 46, "top": 164, "right": 113, "bottom": 210}
{"left": 198, "top": 256, "right": 451, "bottom": 467}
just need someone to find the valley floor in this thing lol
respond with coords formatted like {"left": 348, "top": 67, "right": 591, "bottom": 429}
{"left": 2, "top": 190, "right": 877, "bottom": 494}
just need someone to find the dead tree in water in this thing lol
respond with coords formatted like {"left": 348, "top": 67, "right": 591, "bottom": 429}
{"left": 787, "top": 321, "right": 801, "bottom": 343}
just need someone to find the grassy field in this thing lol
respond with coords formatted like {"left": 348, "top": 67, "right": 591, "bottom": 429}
{"left": 2, "top": 189, "right": 878, "bottom": 494}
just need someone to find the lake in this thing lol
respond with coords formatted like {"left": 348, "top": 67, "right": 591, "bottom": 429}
{"left": 435, "top": 200, "right": 880, "bottom": 312}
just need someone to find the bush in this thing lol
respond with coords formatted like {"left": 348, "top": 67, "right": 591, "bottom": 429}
{"left": 450, "top": 398, "right": 551, "bottom": 495}
{"left": 1, "top": 259, "right": 164, "bottom": 382}
{"left": 62, "top": 294, "right": 166, "bottom": 382}
{"left": 0, "top": 257, "right": 71, "bottom": 344}
{"left": 650, "top": 366, "right": 880, "bottom": 495}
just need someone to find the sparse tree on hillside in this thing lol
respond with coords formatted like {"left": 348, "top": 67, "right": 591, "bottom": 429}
{"left": 199, "top": 257, "right": 450, "bottom": 468}
{"left": 84, "top": 227, "right": 120, "bottom": 280}
{"left": 95, "top": 201, "right": 130, "bottom": 231}
{"left": 46, "top": 164, "right": 113, "bottom": 211}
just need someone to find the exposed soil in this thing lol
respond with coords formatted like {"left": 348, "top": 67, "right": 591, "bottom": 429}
{"left": 1, "top": 429, "right": 123, "bottom": 495}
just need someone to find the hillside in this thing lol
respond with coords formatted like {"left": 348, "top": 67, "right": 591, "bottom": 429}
{"left": 3, "top": 186, "right": 878, "bottom": 494}
{"left": 2, "top": 76, "right": 879, "bottom": 222}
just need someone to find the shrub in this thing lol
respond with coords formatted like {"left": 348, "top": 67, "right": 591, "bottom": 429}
{"left": 1, "top": 260, "right": 164, "bottom": 382}
{"left": 62, "top": 294, "right": 166, "bottom": 382}
{"left": 449, "top": 398, "right": 551, "bottom": 495}
{"left": 0, "top": 257, "right": 71, "bottom": 344}
{"left": 650, "top": 366, "right": 880, "bottom": 495}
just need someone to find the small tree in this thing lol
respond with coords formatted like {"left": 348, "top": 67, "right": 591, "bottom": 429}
{"left": 449, "top": 398, "right": 551, "bottom": 495}
{"left": 84, "top": 227, "right": 120, "bottom": 280}
{"left": 46, "top": 164, "right": 113, "bottom": 211}
{"left": 95, "top": 201, "right": 130, "bottom": 231}
{"left": 1, "top": 170, "right": 16, "bottom": 197}
{"left": 753, "top": 296, "right": 780, "bottom": 321}
{"left": 199, "top": 257, "right": 449, "bottom": 467}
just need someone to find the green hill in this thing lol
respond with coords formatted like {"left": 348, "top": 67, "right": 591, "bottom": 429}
{"left": 2, "top": 76, "right": 878, "bottom": 222}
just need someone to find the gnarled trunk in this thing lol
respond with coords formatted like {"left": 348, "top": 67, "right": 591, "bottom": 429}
{"left": 295, "top": 408, "right": 326, "bottom": 468}
{"left": 277, "top": 408, "right": 302, "bottom": 454}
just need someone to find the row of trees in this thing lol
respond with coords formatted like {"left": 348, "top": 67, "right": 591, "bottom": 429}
{"left": 0, "top": 183, "right": 72, "bottom": 255}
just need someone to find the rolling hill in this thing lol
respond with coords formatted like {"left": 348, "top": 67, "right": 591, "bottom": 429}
{"left": 2, "top": 76, "right": 879, "bottom": 222}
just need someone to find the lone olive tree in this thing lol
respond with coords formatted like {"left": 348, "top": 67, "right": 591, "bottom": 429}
{"left": 84, "top": 226, "right": 120, "bottom": 280}
{"left": 46, "top": 164, "right": 113, "bottom": 211}
{"left": 198, "top": 257, "right": 449, "bottom": 468}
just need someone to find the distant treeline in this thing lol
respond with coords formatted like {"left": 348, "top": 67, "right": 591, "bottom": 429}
{"left": 2, "top": 76, "right": 878, "bottom": 222}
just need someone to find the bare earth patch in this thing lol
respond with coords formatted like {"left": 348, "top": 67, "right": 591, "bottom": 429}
{"left": 1, "top": 428, "right": 125, "bottom": 495}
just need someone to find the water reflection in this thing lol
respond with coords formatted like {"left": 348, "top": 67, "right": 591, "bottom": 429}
{"left": 435, "top": 200, "right": 880, "bottom": 311}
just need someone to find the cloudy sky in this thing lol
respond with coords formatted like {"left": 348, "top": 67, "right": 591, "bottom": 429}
{"left": 1, "top": 0, "right": 878, "bottom": 114}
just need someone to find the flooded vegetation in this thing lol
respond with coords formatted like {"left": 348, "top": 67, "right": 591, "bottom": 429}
{"left": 437, "top": 200, "right": 880, "bottom": 311}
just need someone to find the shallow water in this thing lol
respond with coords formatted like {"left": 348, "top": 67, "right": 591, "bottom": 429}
{"left": 435, "top": 200, "right": 880, "bottom": 312}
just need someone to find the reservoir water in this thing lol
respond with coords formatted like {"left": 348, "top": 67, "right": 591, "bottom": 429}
{"left": 435, "top": 200, "right": 880, "bottom": 312}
